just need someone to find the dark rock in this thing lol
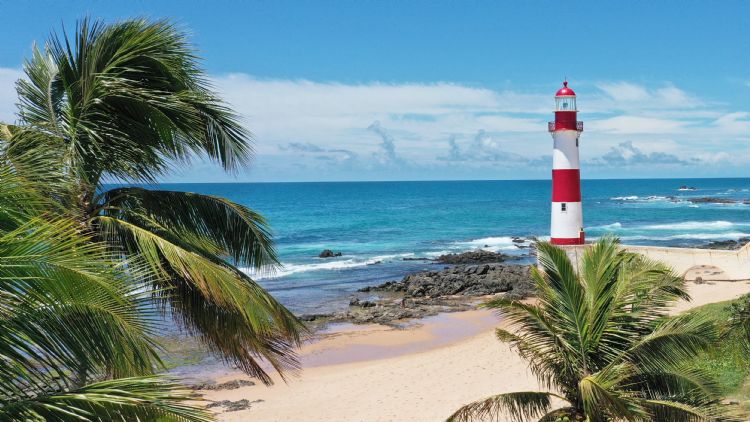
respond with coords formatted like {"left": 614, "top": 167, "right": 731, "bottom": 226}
{"left": 207, "top": 399, "right": 262, "bottom": 412}
{"left": 191, "top": 379, "right": 255, "bottom": 391}
{"left": 332, "top": 265, "right": 534, "bottom": 325}
{"left": 349, "top": 298, "right": 376, "bottom": 308}
{"left": 512, "top": 237, "right": 525, "bottom": 243}
{"left": 699, "top": 237, "right": 750, "bottom": 250}
{"left": 435, "top": 250, "right": 511, "bottom": 264}
{"left": 366, "top": 264, "right": 533, "bottom": 298}
{"left": 318, "top": 249, "right": 342, "bottom": 258}
{"left": 402, "top": 257, "right": 432, "bottom": 261}
{"left": 688, "top": 197, "right": 737, "bottom": 204}
{"left": 298, "top": 313, "right": 332, "bottom": 321}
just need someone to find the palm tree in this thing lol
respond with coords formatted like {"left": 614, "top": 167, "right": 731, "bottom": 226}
{"left": 3, "top": 18, "right": 302, "bottom": 384}
{"left": 449, "top": 237, "right": 731, "bottom": 422}
{"left": 0, "top": 157, "right": 209, "bottom": 421}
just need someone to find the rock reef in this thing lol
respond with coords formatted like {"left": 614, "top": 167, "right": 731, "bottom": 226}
{"left": 699, "top": 237, "right": 750, "bottom": 250}
{"left": 360, "top": 264, "right": 532, "bottom": 299}
{"left": 433, "top": 250, "right": 514, "bottom": 264}
{"left": 318, "top": 249, "right": 342, "bottom": 258}
{"left": 298, "top": 262, "right": 534, "bottom": 326}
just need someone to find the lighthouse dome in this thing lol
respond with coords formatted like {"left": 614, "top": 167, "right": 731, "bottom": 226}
{"left": 555, "top": 81, "right": 576, "bottom": 97}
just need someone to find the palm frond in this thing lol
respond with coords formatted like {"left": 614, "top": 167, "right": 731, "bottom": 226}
{"left": 0, "top": 217, "right": 162, "bottom": 388}
{"left": 644, "top": 399, "right": 735, "bottom": 422}
{"left": 96, "top": 215, "right": 301, "bottom": 384}
{"left": 98, "top": 187, "right": 278, "bottom": 269}
{"left": 621, "top": 313, "right": 717, "bottom": 373}
{"left": 455, "top": 237, "right": 730, "bottom": 421}
{"left": 579, "top": 364, "right": 648, "bottom": 421}
{"left": 447, "top": 391, "right": 562, "bottom": 422}
{"left": 0, "top": 376, "right": 211, "bottom": 422}
{"left": 17, "top": 18, "right": 252, "bottom": 184}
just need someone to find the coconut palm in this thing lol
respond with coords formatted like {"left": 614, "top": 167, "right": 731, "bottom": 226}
{"left": 449, "top": 237, "right": 731, "bottom": 422}
{"left": 0, "top": 157, "right": 209, "bottom": 421}
{"left": 3, "top": 18, "right": 302, "bottom": 384}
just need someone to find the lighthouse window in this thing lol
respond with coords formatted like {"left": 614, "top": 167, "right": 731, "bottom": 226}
{"left": 555, "top": 97, "right": 576, "bottom": 111}
{"left": 561, "top": 203, "right": 567, "bottom": 212}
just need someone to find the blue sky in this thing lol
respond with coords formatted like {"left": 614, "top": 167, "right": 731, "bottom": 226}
{"left": 1, "top": 1, "right": 749, "bottom": 182}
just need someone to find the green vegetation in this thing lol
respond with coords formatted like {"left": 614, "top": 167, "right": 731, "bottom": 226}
{"left": 687, "top": 300, "right": 750, "bottom": 394}
{"left": 449, "top": 237, "right": 733, "bottom": 422}
{"left": 683, "top": 295, "right": 750, "bottom": 414}
{"left": 0, "top": 17, "right": 302, "bottom": 420}
{"left": 0, "top": 160, "right": 210, "bottom": 420}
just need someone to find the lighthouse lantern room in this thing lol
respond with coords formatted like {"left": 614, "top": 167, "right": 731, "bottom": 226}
{"left": 549, "top": 81, "right": 585, "bottom": 245}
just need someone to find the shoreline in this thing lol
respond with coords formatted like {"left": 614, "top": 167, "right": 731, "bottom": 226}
{"left": 196, "top": 280, "right": 750, "bottom": 420}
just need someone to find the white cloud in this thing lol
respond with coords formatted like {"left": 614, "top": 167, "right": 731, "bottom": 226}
{"left": 593, "top": 81, "right": 702, "bottom": 110}
{"left": 1, "top": 67, "right": 749, "bottom": 180}
{"left": 714, "top": 112, "right": 750, "bottom": 134}
{"left": 586, "top": 115, "right": 687, "bottom": 134}
{"left": 588, "top": 141, "right": 696, "bottom": 167}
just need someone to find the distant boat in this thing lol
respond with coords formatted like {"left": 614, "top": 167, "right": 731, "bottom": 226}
{"left": 678, "top": 185, "right": 697, "bottom": 191}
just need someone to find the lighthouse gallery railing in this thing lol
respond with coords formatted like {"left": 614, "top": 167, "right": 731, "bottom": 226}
{"left": 548, "top": 121, "right": 584, "bottom": 132}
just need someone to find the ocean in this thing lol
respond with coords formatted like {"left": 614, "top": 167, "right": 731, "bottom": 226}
{"left": 153, "top": 178, "right": 750, "bottom": 314}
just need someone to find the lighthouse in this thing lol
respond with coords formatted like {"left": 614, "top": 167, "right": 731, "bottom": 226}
{"left": 549, "top": 81, "right": 584, "bottom": 245}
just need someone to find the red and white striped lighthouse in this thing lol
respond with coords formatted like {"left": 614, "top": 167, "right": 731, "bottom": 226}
{"left": 549, "top": 81, "right": 585, "bottom": 245}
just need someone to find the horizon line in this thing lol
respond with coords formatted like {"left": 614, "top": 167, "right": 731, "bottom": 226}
{"left": 108, "top": 175, "right": 750, "bottom": 185}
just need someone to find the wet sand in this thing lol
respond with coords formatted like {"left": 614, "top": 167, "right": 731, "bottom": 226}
{"left": 199, "top": 280, "right": 750, "bottom": 421}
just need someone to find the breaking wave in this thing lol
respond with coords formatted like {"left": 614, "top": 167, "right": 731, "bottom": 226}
{"left": 246, "top": 253, "right": 415, "bottom": 280}
{"left": 610, "top": 195, "right": 675, "bottom": 202}
{"left": 644, "top": 221, "right": 748, "bottom": 230}
{"left": 621, "top": 232, "right": 750, "bottom": 242}
{"left": 452, "top": 236, "right": 522, "bottom": 252}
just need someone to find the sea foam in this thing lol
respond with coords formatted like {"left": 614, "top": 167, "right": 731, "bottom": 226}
{"left": 452, "top": 236, "right": 519, "bottom": 252}
{"left": 644, "top": 220, "right": 745, "bottom": 230}
{"left": 246, "top": 253, "right": 415, "bottom": 280}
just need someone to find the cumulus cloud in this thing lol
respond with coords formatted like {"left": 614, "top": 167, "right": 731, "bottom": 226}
{"left": 437, "top": 130, "right": 550, "bottom": 167}
{"left": 367, "top": 120, "right": 402, "bottom": 165}
{"left": 588, "top": 141, "right": 698, "bottom": 167}
{"left": 594, "top": 82, "right": 702, "bottom": 110}
{"left": 713, "top": 112, "right": 750, "bottom": 134}
{"left": 2, "top": 66, "right": 749, "bottom": 180}
{"left": 586, "top": 115, "right": 687, "bottom": 134}
{"left": 279, "top": 142, "right": 357, "bottom": 163}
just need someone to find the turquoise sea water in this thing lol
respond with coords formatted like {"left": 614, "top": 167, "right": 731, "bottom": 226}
{"left": 152, "top": 178, "right": 750, "bottom": 314}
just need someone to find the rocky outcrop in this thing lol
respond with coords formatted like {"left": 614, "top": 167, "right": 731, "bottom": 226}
{"left": 190, "top": 379, "right": 255, "bottom": 391}
{"left": 434, "top": 250, "right": 512, "bottom": 264}
{"left": 207, "top": 399, "right": 262, "bottom": 412}
{"left": 362, "top": 264, "right": 533, "bottom": 299}
{"left": 687, "top": 197, "right": 738, "bottom": 204}
{"left": 349, "top": 298, "right": 376, "bottom": 308}
{"left": 699, "top": 237, "right": 750, "bottom": 250}
{"left": 295, "top": 263, "right": 536, "bottom": 326}
{"left": 319, "top": 249, "right": 342, "bottom": 258}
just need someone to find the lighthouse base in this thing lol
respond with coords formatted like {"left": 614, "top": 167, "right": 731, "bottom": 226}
{"left": 551, "top": 232, "right": 585, "bottom": 245}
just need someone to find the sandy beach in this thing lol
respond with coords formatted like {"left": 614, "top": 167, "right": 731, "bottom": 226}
{"left": 199, "top": 280, "right": 750, "bottom": 421}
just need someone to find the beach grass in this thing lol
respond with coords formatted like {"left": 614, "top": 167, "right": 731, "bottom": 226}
{"left": 686, "top": 296, "right": 750, "bottom": 410}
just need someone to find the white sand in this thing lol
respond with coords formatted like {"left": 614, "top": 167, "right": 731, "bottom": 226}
{"left": 201, "top": 280, "right": 750, "bottom": 421}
